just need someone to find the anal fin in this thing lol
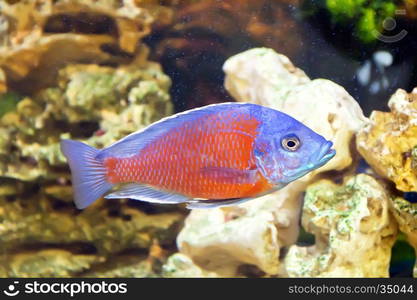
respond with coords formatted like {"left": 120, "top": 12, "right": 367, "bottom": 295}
{"left": 104, "top": 183, "right": 255, "bottom": 209}
{"left": 105, "top": 183, "right": 189, "bottom": 204}
{"left": 186, "top": 197, "right": 254, "bottom": 209}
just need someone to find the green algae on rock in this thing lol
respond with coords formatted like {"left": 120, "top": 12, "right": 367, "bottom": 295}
{"left": 0, "top": 249, "right": 105, "bottom": 278}
{"left": 0, "top": 194, "right": 182, "bottom": 255}
{"left": 285, "top": 174, "right": 398, "bottom": 277}
{"left": 0, "top": 0, "right": 183, "bottom": 278}
{"left": 162, "top": 253, "right": 220, "bottom": 278}
{"left": 0, "top": 192, "right": 183, "bottom": 277}
{"left": 83, "top": 255, "right": 157, "bottom": 278}
{"left": 0, "top": 54, "right": 172, "bottom": 181}
{"left": 0, "top": 92, "right": 22, "bottom": 118}
{"left": 0, "top": 49, "right": 178, "bottom": 278}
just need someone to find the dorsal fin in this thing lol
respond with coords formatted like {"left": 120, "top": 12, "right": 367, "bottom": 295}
{"left": 96, "top": 102, "right": 252, "bottom": 160}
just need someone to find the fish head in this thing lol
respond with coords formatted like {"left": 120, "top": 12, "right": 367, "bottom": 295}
{"left": 255, "top": 111, "right": 336, "bottom": 185}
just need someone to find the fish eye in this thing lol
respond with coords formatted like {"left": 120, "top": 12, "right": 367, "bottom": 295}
{"left": 281, "top": 135, "right": 301, "bottom": 152}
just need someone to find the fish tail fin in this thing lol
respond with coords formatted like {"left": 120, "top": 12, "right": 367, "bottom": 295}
{"left": 60, "top": 139, "right": 113, "bottom": 209}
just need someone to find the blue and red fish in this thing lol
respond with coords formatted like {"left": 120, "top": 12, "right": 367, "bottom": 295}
{"left": 61, "top": 103, "right": 335, "bottom": 209}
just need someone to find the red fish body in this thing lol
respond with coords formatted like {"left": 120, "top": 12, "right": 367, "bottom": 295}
{"left": 104, "top": 111, "right": 272, "bottom": 200}
{"left": 61, "top": 103, "right": 335, "bottom": 209}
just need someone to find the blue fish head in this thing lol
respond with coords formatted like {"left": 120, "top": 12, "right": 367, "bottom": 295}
{"left": 254, "top": 109, "right": 336, "bottom": 185}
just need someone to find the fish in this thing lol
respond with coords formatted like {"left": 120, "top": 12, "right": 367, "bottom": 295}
{"left": 60, "top": 102, "right": 336, "bottom": 209}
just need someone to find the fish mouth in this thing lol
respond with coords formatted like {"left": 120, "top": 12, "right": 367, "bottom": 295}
{"left": 317, "top": 141, "right": 336, "bottom": 165}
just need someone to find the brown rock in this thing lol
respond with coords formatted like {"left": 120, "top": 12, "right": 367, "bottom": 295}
{"left": 356, "top": 88, "right": 417, "bottom": 192}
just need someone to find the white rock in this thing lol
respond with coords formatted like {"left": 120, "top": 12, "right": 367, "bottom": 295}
{"left": 285, "top": 174, "right": 398, "bottom": 277}
{"left": 177, "top": 180, "right": 307, "bottom": 276}
{"left": 223, "top": 48, "right": 310, "bottom": 108}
